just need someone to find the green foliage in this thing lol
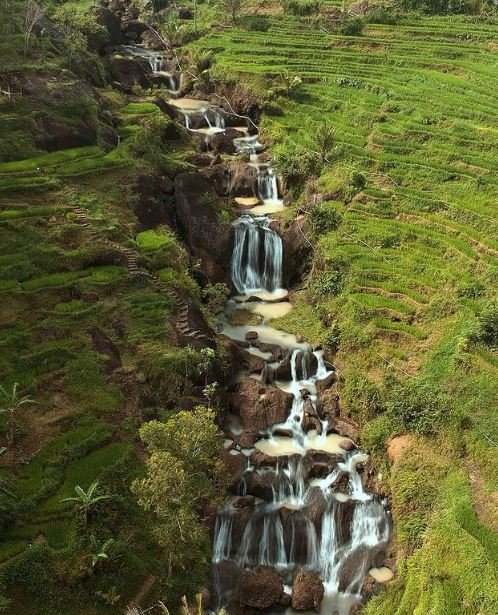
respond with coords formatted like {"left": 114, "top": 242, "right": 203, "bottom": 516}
{"left": 387, "top": 379, "right": 451, "bottom": 435}
{"left": 471, "top": 299, "right": 498, "bottom": 349}
{"left": 274, "top": 141, "right": 320, "bottom": 186}
{"left": 282, "top": 0, "right": 321, "bottom": 16}
{"left": 393, "top": 0, "right": 493, "bottom": 14}
{"left": 343, "top": 372, "right": 384, "bottom": 422}
{"left": 341, "top": 18, "right": 365, "bottom": 36}
{"left": 132, "top": 407, "right": 224, "bottom": 578}
{"left": 202, "top": 282, "right": 230, "bottom": 315}
{"left": 310, "top": 201, "right": 343, "bottom": 235}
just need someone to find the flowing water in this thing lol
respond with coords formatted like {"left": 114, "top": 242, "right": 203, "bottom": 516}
{"left": 168, "top": 96, "right": 391, "bottom": 614}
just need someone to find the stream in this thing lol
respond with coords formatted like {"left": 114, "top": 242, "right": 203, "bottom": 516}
{"left": 120, "top": 43, "right": 392, "bottom": 615}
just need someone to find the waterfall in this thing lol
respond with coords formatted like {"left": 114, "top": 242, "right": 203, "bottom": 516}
{"left": 149, "top": 54, "right": 164, "bottom": 73}
{"left": 213, "top": 510, "right": 234, "bottom": 563}
{"left": 230, "top": 215, "right": 283, "bottom": 295}
{"left": 257, "top": 166, "right": 280, "bottom": 203}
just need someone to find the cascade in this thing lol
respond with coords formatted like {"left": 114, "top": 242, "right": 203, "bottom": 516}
{"left": 230, "top": 215, "right": 283, "bottom": 295}
{"left": 165, "top": 92, "right": 392, "bottom": 614}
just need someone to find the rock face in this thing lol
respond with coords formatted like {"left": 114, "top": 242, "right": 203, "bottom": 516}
{"left": 239, "top": 566, "right": 283, "bottom": 609}
{"left": 230, "top": 377, "right": 293, "bottom": 432}
{"left": 281, "top": 217, "right": 313, "bottom": 287}
{"left": 134, "top": 173, "right": 175, "bottom": 229}
{"left": 292, "top": 571, "right": 325, "bottom": 611}
{"left": 95, "top": 7, "right": 122, "bottom": 47}
{"left": 210, "top": 128, "right": 246, "bottom": 155}
{"left": 174, "top": 171, "right": 232, "bottom": 284}
{"left": 109, "top": 56, "right": 152, "bottom": 91}
{"left": 34, "top": 115, "right": 96, "bottom": 152}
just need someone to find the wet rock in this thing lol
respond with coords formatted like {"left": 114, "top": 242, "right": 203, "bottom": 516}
{"left": 239, "top": 429, "right": 259, "bottom": 448}
{"left": 339, "top": 439, "right": 356, "bottom": 452}
{"left": 338, "top": 546, "right": 370, "bottom": 593}
{"left": 315, "top": 371, "right": 336, "bottom": 396}
{"left": 239, "top": 566, "right": 283, "bottom": 610}
{"left": 304, "top": 487, "right": 327, "bottom": 528}
{"left": 328, "top": 417, "right": 360, "bottom": 442}
{"left": 331, "top": 471, "right": 350, "bottom": 494}
{"left": 174, "top": 171, "right": 232, "bottom": 284}
{"left": 291, "top": 571, "right": 324, "bottom": 611}
{"left": 221, "top": 449, "right": 245, "bottom": 489}
{"left": 273, "top": 428, "right": 294, "bottom": 438}
{"left": 245, "top": 331, "right": 259, "bottom": 342}
{"left": 260, "top": 364, "right": 275, "bottom": 385}
{"left": 210, "top": 128, "right": 246, "bottom": 155}
{"left": 257, "top": 342, "right": 287, "bottom": 361}
{"left": 318, "top": 387, "right": 341, "bottom": 421}
{"left": 302, "top": 400, "right": 322, "bottom": 434}
{"left": 233, "top": 495, "right": 255, "bottom": 508}
{"left": 226, "top": 341, "right": 265, "bottom": 377}
{"left": 301, "top": 388, "right": 311, "bottom": 399}
{"left": 244, "top": 471, "right": 273, "bottom": 500}
{"left": 230, "top": 378, "right": 293, "bottom": 432}
{"left": 274, "top": 351, "right": 292, "bottom": 380}
{"left": 281, "top": 593, "right": 292, "bottom": 607}
{"left": 250, "top": 449, "right": 281, "bottom": 468}
{"left": 229, "top": 161, "right": 259, "bottom": 198}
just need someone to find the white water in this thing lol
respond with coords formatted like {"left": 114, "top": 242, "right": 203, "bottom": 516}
{"left": 230, "top": 215, "right": 283, "bottom": 295}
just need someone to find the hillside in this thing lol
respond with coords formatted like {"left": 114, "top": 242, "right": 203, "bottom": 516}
{"left": 0, "top": 1, "right": 497, "bottom": 615}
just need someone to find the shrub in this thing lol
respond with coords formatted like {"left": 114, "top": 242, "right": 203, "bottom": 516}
{"left": 340, "top": 17, "right": 365, "bottom": 36}
{"left": 282, "top": 0, "right": 321, "bottom": 16}
{"left": 310, "top": 201, "right": 343, "bottom": 235}
{"left": 274, "top": 141, "right": 320, "bottom": 186}
{"left": 343, "top": 372, "right": 384, "bottom": 422}
{"left": 244, "top": 16, "right": 270, "bottom": 31}
{"left": 362, "top": 414, "right": 393, "bottom": 455}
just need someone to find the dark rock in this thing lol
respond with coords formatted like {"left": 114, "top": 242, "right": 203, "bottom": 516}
{"left": 210, "top": 128, "right": 246, "bottom": 155}
{"left": 178, "top": 7, "right": 194, "bottom": 19}
{"left": 281, "top": 593, "right": 292, "bottom": 607}
{"left": 221, "top": 449, "right": 245, "bottom": 489}
{"left": 304, "top": 487, "right": 327, "bottom": 528}
{"left": 239, "top": 566, "right": 283, "bottom": 609}
{"left": 239, "top": 429, "right": 259, "bottom": 448}
{"left": 316, "top": 371, "right": 337, "bottom": 396}
{"left": 109, "top": 56, "right": 152, "bottom": 91}
{"left": 292, "top": 571, "right": 324, "bottom": 611}
{"left": 230, "top": 378, "right": 293, "bottom": 432}
{"left": 34, "top": 115, "right": 96, "bottom": 152}
{"left": 302, "top": 399, "right": 322, "bottom": 434}
{"left": 174, "top": 171, "right": 232, "bottom": 284}
{"left": 226, "top": 340, "right": 265, "bottom": 379}
{"left": 281, "top": 217, "right": 313, "bottom": 287}
{"left": 327, "top": 416, "right": 360, "bottom": 441}
{"left": 133, "top": 173, "right": 175, "bottom": 229}
{"left": 339, "top": 439, "right": 356, "bottom": 452}
{"left": 95, "top": 7, "right": 122, "bottom": 46}
{"left": 244, "top": 471, "right": 273, "bottom": 500}
{"left": 233, "top": 495, "right": 255, "bottom": 508}
{"left": 260, "top": 364, "right": 275, "bottom": 385}
{"left": 199, "top": 587, "right": 211, "bottom": 609}
{"left": 318, "top": 388, "right": 341, "bottom": 422}
{"left": 245, "top": 331, "right": 259, "bottom": 342}
{"left": 257, "top": 342, "right": 287, "bottom": 361}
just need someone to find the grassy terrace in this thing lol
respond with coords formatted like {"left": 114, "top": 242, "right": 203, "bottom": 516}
{"left": 196, "top": 7, "right": 498, "bottom": 614}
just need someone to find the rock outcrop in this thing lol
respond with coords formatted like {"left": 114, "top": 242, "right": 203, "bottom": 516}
{"left": 292, "top": 571, "right": 325, "bottom": 611}
{"left": 174, "top": 171, "right": 232, "bottom": 284}
{"left": 239, "top": 566, "right": 283, "bottom": 609}
{"left": 230, "top": 377, "right": 293, "bottom": 432}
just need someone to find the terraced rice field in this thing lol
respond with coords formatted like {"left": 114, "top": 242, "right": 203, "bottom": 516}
{"left": 197, "top": 10, "right": 498, "bottom": 360}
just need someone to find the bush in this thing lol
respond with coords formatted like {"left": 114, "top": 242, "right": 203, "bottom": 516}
{"left": 362, "top": 414, "right": 393, "bottom": 455}
{"left": 387, "top": 379, "right": 451, "bottom": 435}
{"left": 282, "top": 0, "right": 321, "bottom": 16}
{"left": 274, "top": 141, "right": 320, "bottom": 186}
{"left": 365, "top": 7, "right": 401, "bottom": 24}
{"left": 244, "top": 16, "right": 270, "bottom": 31}
{"left": 310, "top": 201, "right": 343, "bottom": 235}
{"left": 341, "top": 17, "right": 364, "bottom": 36}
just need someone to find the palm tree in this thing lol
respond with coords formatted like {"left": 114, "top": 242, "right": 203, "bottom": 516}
{"left": 0, "top": 383, "right": 36, "bottom": 447}
{"left": 62, "top": 481, "right": 111, "bottom": 529}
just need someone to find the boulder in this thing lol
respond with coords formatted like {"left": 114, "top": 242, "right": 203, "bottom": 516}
{"left": 230, "top": 378, "right": 293, "bottom": 432}
{"left": 318, "top": 388, "right": 341, "bottom": 422}
{"left": 226, "top": 340, "right": 265, "bottom": 379}
{"left": 221, "top": 449, "right": 245, "bottom": 489}
{"left": 302, "top": 399, "right": 322, "bottom": 434}
{"left": 245, "top": 331, "right": 259, "bottom": 342}
{"left": 304, "top": 487, "right": 327, "bottom": 527}
{"left": 174, "top": 171, "right": 233, "bottom": 284}
{"left": 315, "top": 371, "right": 337, "bottom": 396}
{"left": 327, "top": 416, "right": 360, "bottom": 442}
{"left": 239, "top": 566, "right": 283, "bottom": 610}
{"left": 109, "top": 56, "right": 152, "bottom": 91}
{"left": 210, "top": 128, "right": 246, "bottom": 155}
{"left": 243, "top": 471, "right": 273, "bottom": 500}
{"left": 339, "top": 439, "right": 356, "bottom": 452}
{"left": 291, "top": 571, "right": 324, "bottom": 611}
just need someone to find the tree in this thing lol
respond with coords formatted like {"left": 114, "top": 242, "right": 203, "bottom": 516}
{"left": 219, "top": 0, "right": 243, "bottom": 23}
{"left": 131, "top": 407, "right": 225, "bottom": 574}
{"left": 62, "top": 481, "right": 112, "bottom": 529}
{"left": 0, "top": 383, "right": 36, "bottom": 447}
{"left": 22, "top": 0, "right": 44, "bottom": 56}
